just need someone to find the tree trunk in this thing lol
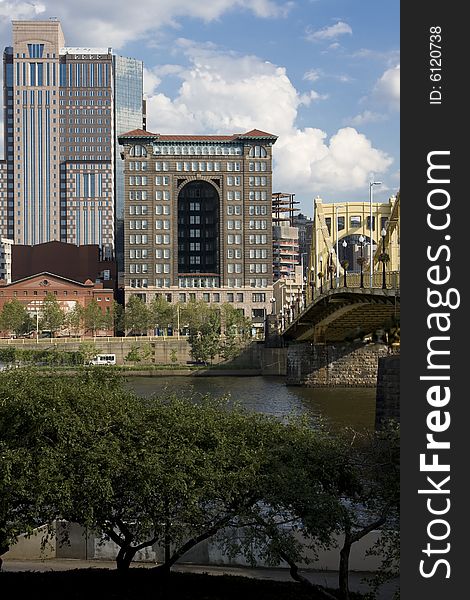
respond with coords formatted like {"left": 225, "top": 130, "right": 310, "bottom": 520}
{"left": 0, "top": 540, "right": 10, "bottom": 572}
{"left": 116, "top": 545, "right": 136, "bottom": 572}
{"left": 339, "top": 540, "right": 351, "bottom": 600}
{"left": 277, "top": 548, "right": 338, "bottom": 600}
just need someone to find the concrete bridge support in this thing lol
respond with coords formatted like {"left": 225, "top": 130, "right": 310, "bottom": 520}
{"left": 375, "top": 355, "right": 400, "bottom": 427}
{"left": 286, "top": 341, "right": 390, "bottom": 387}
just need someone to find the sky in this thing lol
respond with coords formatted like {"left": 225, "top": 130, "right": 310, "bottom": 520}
{"left": 0, "top": 0, "right": 400, "bottom": 215}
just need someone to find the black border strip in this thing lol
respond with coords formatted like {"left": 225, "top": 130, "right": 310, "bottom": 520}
{"left": 401, "top": 4, "right": 466, "bottom": 598}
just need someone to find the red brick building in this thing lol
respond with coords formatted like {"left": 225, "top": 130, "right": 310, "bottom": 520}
{"left": 11, "top": 241, "right": 117, "bottom": 292}
{"left": 0, "top": 272, "right": 114, "bottom": 337}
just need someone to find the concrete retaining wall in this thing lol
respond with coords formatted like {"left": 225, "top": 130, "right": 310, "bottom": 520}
{"left": 3, "top": 526, "right": 56, "bottom": 560}
{"left": 0, "top": 339, "right": 287, "bottom": 374}
{"left": 7, "top": 523, "right": 383, "bottom": 572}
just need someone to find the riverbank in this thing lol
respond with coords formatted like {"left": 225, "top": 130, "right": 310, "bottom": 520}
{"left": 0, "top": 364, "right": 265, "bottom": 377}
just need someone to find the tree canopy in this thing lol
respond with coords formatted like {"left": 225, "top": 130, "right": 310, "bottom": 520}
{"left": 0, "top": 369, "right": 397, "bottom": 599}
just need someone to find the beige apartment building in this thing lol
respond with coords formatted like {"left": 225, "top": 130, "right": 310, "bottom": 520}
{"left": 118, "top": 128, "right": 278, "bottom": 325}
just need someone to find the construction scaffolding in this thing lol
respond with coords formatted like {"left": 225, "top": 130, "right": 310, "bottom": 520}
{"left": 272, "top": 192, "right": 301, "bottom": 280}
{"left": 272, "top": 192, "right": 299, "bottom": 225}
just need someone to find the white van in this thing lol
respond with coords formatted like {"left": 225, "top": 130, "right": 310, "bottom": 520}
{"left": 90, "top": 354, "right": 116, "bottom": 366}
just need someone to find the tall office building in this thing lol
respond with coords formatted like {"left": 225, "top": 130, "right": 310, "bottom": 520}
{"left": 1, "top": 19, "right": 143, "bottom": 261}
{"left": 118, "top": 128, "right": 277, "bottom": 326}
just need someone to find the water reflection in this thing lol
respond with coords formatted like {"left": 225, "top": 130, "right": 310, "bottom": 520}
{"left": 127, "top": 376, "right": 376, "bottom": 431}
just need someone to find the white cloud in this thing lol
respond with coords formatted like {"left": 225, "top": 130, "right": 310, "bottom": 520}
{"left": 144, "top": 43, "right": 393, "bottom": 197}
{"left": 303, "top": 69, "right": 321, "bottom": 82}
{"left": 299, "top": 90, "right": 329, "bottom": 105}
{"left": 306, "top": 21, "right": 352, "bottom": 42}
{"left": 0, "top": 1, "right": 45, "bottom": 20}
{"left": 303, "top": 69, "right": 353, "bottom": 84}
{"left": 351, "top": 48, "right": 400, "bottom": 67}
{"left": 0, "top": 0, "right": 289, "bottom": 47}
{"left": 274, "top": 127, "right": 392, "bottom": 194}
{"left": 373, "top": 64, "right": 400, "bottom": 110}
{"left": 345, "top": 110, "right": 387, "bottom": 126}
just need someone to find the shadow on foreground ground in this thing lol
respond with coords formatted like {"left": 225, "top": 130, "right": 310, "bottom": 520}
{"left": 1, "top": 559, "right": 399, "bottom": 599}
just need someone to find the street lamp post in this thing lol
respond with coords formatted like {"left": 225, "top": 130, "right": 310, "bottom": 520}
{"left": 329, "top": 248, "right": 334, "bottom": 289}
{"left": 359, "top": 235, "right": 365, "bottom": 288}
{"left": 309, "top": 266, "right": 315, "bottom": 302}
{"left": 270, "top": 297, "right": 276, "bottom": 315}
{"left": 335, "top": 204, "right": 344, "bottom": 288}
{"left": 342, "top": 240, "right": 348, "bottom": 287}
{"left": 369, "top": 181, "right": 382, "bottom": 288}
{"left": 381, "top": 228, "right": 387, "bottom": 289}
{"left": 319, "top": 258, "right": 323, "bottom": 294}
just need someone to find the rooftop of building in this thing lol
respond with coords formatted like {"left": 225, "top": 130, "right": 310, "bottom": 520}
{"left": 118, "top": 128, "right": 278, "bottom": 143}
{"left": 0, "top": 271, "right": 113, "bottom": 289}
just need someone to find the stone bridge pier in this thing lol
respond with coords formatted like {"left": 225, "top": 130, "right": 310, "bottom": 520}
{"left": 287, "top": 341, "right": 390, "bottom": 387}
{"left": 286, "top": 341, "right": 400, "bottom": 426}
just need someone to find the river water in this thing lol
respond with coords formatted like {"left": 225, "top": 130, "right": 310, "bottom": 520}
{"left": 127, "top": 376, "right": 376, "bottom": 431}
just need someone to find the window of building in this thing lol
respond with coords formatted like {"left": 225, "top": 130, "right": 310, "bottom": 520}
{"left": 252, "top": 293, "right": 266, "bottom": 302}
{"left": 129, "top": 145, "right": 147, "bottom": 157}
{"left": 227, "top": 293, "right": 234, "bottom": 303}
{"left": 367, "top": 216, "right": 376, "bottom": 231}
{"left": 248, "top": 234, "right": 267, "bottom": 244}
{"left": 248, "top": 145, "right": 267, "bottom": 158}
{"left": 248, "top": 161, "right": 267, "bottom": 172}
{"left": 248, "top": 176, "right": 267, "bottom": 187}
{"left": 350, "top": 216, "right": 361, "bottom": 228}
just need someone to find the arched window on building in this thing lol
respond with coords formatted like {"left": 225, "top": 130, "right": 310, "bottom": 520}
{"left": 248, "top": 145, "right": 267, "bottom": 158}
{"left": 129, "top": 144, "right": 147, "bottom": 157}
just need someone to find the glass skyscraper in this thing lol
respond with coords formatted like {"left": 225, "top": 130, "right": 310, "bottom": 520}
{"left": 1, "top": 19, "right": 143, "bottom": 262}
{"left": 113, "top": 55, "right": 144, "bottom": 272}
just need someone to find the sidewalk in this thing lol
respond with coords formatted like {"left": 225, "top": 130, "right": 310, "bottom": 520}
{"left": 2, "top": 558, "right": 399, "bottom": 599}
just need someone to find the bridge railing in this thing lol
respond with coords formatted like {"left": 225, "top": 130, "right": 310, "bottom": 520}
{"left": 279, "top": 270, "right": 400, "bottom": 331}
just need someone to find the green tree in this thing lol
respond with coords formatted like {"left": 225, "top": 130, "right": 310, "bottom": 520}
{"left": 113, "top": 301, "right": 125, "bottom": 335}
{"left": 0, "top": 299, "right": 29, "bottom": 337}
{"left": 149, "top": 296, "right": 176, "bottom": 334}
{"left": 181, "top": 301, "right": 221, "bottom": 363}
{"left": 125, "top": 295, "right": 150, "bottom": 335}
{"left": 337, "top": 425, "right": 400, "bottom": 600}
{"left": 188, "top": 310, "right": 221, "bottom": 363}
{"left": 102, "top": 306, "right": 114, "bottom": 334}
{"left": 65, "top": 302, "right": 83, "bottom": 337}
{"left": 40, "top": 293, "right": 65, "bottom": 336}
{"left": 79, "top": 341, "right": 98, "bottom": 364}
{"left": 0, "top": 368, "right": 124, "bottom": 568}
{"left": 82, "top": 299, "right": 105, "bottom": 336}
{"left": 220, "top": 420, "right": 356, "bottom": 600}
{"left": 220, "top": 304, "right": 251, "bottom": 360}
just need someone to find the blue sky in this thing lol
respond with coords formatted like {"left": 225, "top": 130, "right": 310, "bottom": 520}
{"left": 0, "top": 0, "right": 399, "bottom": 215}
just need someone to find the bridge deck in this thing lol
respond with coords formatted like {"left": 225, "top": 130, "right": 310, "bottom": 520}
{"left": 282, "top": 286, "right": 400, "bottom": 343}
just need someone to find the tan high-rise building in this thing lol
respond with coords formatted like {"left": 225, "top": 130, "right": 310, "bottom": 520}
{"left": 2, "top": 20, "right": 143, "bottom": 262}
{"left": 118, "top": 128, "right": 278, "bottom": 325}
